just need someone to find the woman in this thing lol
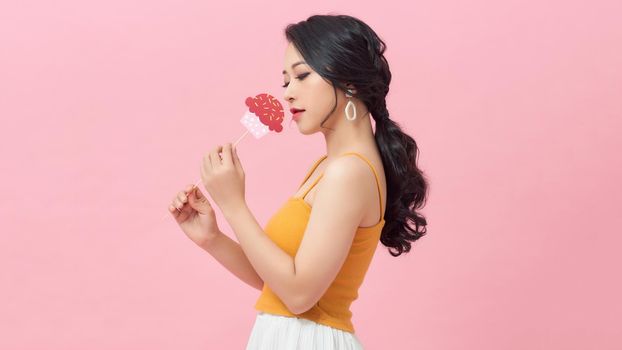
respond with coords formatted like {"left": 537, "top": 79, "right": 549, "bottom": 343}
{"left": 168, "top": 14, "right": 429, "bottom": 349}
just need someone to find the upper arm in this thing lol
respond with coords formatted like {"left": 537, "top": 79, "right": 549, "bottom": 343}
{"left": 289, "top": 157, "right": 372, "bottom": 314}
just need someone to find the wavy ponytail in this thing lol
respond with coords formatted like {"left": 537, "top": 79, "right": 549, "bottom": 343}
{"left": 285, "top": 14, "right": 430, "bottom": 256}
{"left": 373, "top": 104, "right": 429, "bottom": 256}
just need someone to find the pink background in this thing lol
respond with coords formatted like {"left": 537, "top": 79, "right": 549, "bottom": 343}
{"left": 1, "top": 0, "right": 620, "bottom": 349}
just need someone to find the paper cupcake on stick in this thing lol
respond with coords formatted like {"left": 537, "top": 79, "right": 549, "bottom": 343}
{"left": 163, "top": 93, "right": 284, "bottom": 218}
{"left": 236, "top": 93, "right": 285, "bottom": 144}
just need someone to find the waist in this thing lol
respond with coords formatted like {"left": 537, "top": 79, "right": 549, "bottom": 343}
{"left": 255, "top": 294, "right": 356, "bottom": 333}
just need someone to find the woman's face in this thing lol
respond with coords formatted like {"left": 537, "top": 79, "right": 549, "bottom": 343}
{"left": 282, "top": 42, "right": 346, "bottom": 134}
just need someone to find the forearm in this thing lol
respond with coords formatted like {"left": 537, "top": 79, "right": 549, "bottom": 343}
{"left": 200, "top": 231, "right": 264, "bottom": 291}
{"left": 223, "top": 204, "right": 300, "bottom": 311}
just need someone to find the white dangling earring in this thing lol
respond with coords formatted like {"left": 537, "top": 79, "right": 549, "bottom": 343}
{"left": 345, "top": 89, "right": 357, "bottom": 121}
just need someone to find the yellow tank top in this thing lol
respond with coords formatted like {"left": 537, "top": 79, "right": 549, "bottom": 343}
{"left": 254, "top": 152, "right": 385, "bottom": 334}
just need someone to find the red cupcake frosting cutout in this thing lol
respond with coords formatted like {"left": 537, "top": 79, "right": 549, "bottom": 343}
{"left": 245, "top": 93, "right": 284, "bottom": 133}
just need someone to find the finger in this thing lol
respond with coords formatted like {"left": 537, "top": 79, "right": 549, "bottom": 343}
{"left": 194, "top": 188, "right": 212, "bottom": 206}
{"left": 221, "top": 143, "right": 233, "bottom": 167}
{"left": 177, "top": 191, "right": 188, "bottom": 204}
{"left": 168, "top": 204, "right": 182, "bottom": 218}
{"left": 171, "top": 202, "right": 181, "bottom": 213}
{"left": 216, "top": 145, "right": 224, "bottom": 160}
{"left": 232, "top": 144, "right": 242, "bottom": 172}
{"left": 174, "top": 198, "right": 184, "bottom": 209}
{"left": 192, "top": 186, "right": 204, "bottom": 200}
{"left": 185, "top": 184, "right": 195, "bottom": 193}
{"left": 177, "top": 194, "right": 189, "bottom": 208}
{"left": 209, "top": 145, "right": 223, "bottom": 169}
{"left": 207, "top": 147, "right": 215, "bottom": 169}
{"left": 214, "top": 146, "right": 223, "bottom": 167}
{"left": 201, "top": 153, "right": 211, "bottom": 181}
{"left": 173, "top": 187, "right": 192, "bottom": 210}
{"left": 188, "top": 187, "right": 199, "bottom": 202}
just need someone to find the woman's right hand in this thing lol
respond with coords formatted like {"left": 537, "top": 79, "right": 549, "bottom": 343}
{"left": 169, "top": 184, "right": 221, "bottom": 247}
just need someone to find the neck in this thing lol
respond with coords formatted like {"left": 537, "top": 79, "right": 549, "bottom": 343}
{"left": 322, "top": 107, "right": 376, "bottom": 160}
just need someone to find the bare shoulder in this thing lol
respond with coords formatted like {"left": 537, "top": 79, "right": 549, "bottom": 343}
{"left": 323, "top": 155, "right": 375, "bottom": 182}
{"left": 321, "top": 153, "right": 385, "bottom": 226}
{"left": 320, "top": 155, "right": 379, "bottom": 204}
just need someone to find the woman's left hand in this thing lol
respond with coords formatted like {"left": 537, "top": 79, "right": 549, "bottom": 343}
{"left": 200, "top": 142, "right": 246, "bottom": 214}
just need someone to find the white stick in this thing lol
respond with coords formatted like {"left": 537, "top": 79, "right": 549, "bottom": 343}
{"left": 161, "top": 129, "right": 250, "bottom": 221}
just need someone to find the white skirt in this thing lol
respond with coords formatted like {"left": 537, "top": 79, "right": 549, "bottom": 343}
{"left": 246, "top": 311, "right": 365, "bottom": 350}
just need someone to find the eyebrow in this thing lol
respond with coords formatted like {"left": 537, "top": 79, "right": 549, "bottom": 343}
{"left": 282, "top": 61, "right": 307, "bottom": 75}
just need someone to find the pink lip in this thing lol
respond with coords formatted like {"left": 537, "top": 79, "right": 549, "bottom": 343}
{"left": 292, "top": 110, "right": 304, "bottom": 121}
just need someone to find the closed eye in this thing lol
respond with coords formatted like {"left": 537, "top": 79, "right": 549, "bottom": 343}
{"left": 282, "top": 72, "right": 310, "bottom": 88}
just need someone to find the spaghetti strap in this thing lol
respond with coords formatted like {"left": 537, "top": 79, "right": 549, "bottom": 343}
{"left": 300, "top": 173, "right": 325, "bottom": 200}
{"left": 297, "top": 155, "right": 328, "bottom": 191}
{"left": 297, "top": 152, "right": 384, "bottom": 221}
{"left": 338, "top": 152, "right": 384, "bottom": 221}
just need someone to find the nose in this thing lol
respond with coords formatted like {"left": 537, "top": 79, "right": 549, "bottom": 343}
{"left": 283, "top": 86, "right": 295, "bottom": 104}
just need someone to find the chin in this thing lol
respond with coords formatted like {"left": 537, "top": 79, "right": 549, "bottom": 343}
{"left": 296, "top": 113, "right": 326, "bottom": 135}
{"left": 294, "top": 118, "right": 313, "bottom": 135}
{"left": 297, "top": 124, "right": 314, "bottom": 135}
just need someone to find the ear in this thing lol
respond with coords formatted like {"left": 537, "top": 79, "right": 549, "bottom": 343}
{"left": 345, "top": 83, "right": 357, "bottom": 96}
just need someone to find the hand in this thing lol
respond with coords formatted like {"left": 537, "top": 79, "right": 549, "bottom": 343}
{"left": 169, "top": 184, "right": 221, "bottom": 247}
{"left": 200, "top": 142, "right": 246, "bottom": 214}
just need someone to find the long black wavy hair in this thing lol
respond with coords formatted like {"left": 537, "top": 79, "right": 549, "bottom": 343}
{"left": 284, "top": 14, "right": 430, "bottom": 257}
